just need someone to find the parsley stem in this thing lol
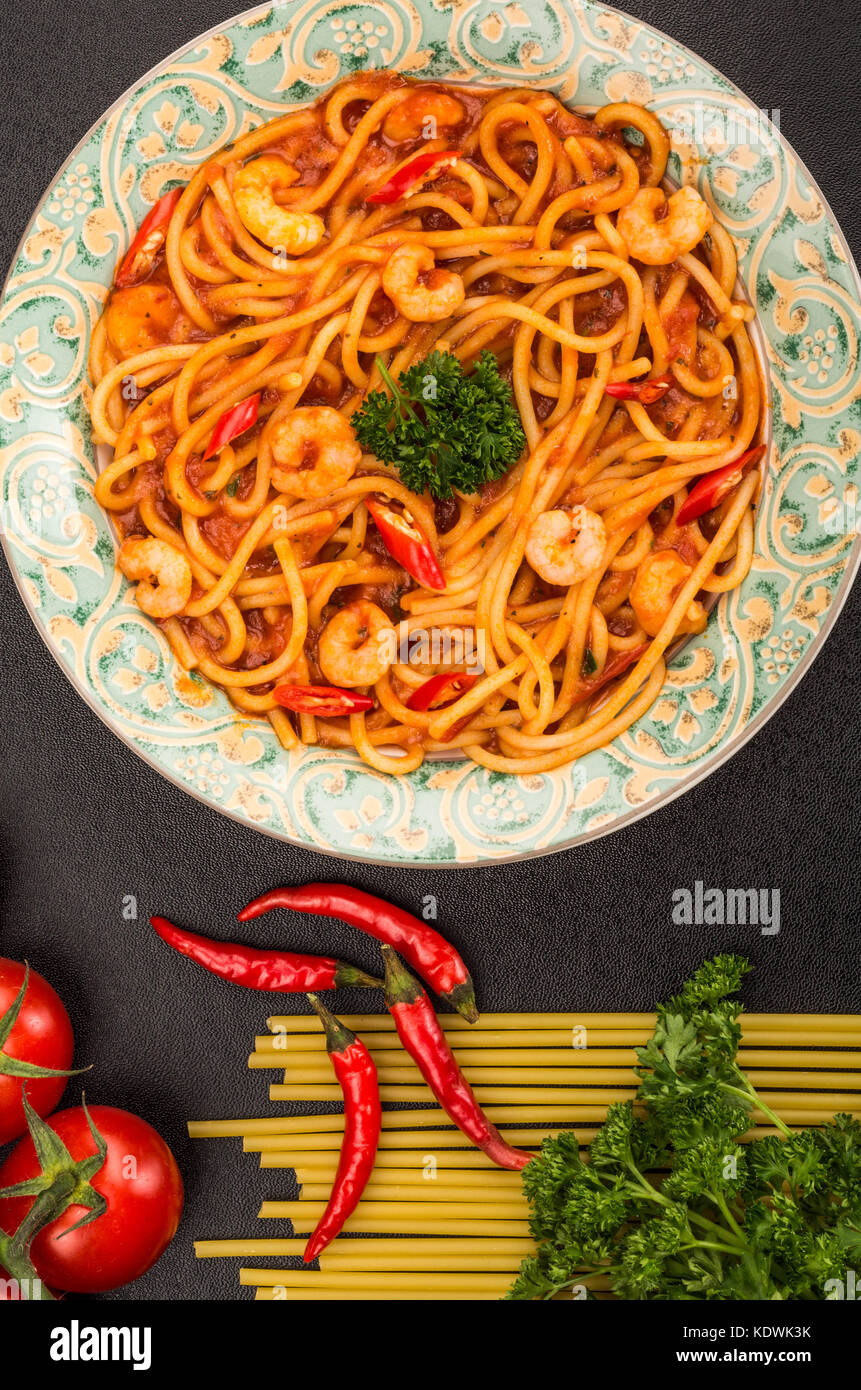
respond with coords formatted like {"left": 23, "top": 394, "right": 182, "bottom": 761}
{"left": 543, "top": 1268, "right": 608, "bottom": 1299}
{"left": 721, "top": 1078, "right": 793, "bottom": 1138}
{"left": 681, "top": 1239, "right": 742, "bottom": 1257}
{"left": 685, "top": 1208, "right": 747, "bottom": 1249}
{"left": 375, "top": 356, "right": 422, "bottom": 427}
{"left": 711, "top": 1188, "right": 746, "bottom": 1241}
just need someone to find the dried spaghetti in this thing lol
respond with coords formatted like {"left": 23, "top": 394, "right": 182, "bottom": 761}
{"left": 89, "top": 73, "right": 764, "bottom": 775}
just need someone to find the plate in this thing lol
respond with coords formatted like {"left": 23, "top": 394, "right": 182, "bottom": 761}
{"left": 1, "top": 0, "right": 859, "bottom": 866}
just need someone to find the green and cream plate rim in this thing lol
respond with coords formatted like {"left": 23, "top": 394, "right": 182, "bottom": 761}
{"left": 1, "top": 0, "right": 859, "bottom": 865}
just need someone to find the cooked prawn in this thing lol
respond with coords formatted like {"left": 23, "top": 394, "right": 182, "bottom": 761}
{"left": 268, "top": 406, "right": 361, "bottom": 499}
{"left": 233, "top": 155, "right": 325, "bottom": 255}
{"left": 629, "top": 548, "right": 707, "bottom": 637}
{"left": 118, "top": 536, "right": 192, "bottom": 619}
{"left": 381, "top": 244, "right": 465, "bottom": 323}
{"left": 318, "top": 600, "right": 396, "bottom": 687}
{"left": 382, "top": 91, "right": 465, "bottom": 143}
{"left": 105, "top": 284, "right": 190, "bottom": 356}
{"left": 525, "top": 506, "right": 607, "bottom": 587}
{"left": 616, "top": 186, "right": 712, "bottom": 265}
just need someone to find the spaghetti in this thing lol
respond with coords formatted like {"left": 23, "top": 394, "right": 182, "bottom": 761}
{"left": 190, "top": 1010, "right": 861, "bottom": 1300}
{"left": 89, "top": 74, "right": 764, "bottom": 776}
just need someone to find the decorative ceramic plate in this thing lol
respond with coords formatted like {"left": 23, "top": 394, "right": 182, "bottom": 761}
{"left": 1, "top": 1, "right": 859, "bottom": 866}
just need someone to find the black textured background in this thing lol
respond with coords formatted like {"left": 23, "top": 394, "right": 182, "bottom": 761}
{"left": 0, "top": 0, "right": 859, "bottom": 1302}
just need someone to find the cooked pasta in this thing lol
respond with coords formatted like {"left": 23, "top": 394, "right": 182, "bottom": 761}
{"left": 90, "top": 73, "right": 765, "bottom": 776}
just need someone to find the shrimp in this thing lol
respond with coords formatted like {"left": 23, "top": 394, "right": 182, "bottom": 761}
{"left": 629, "top": 548, "right": 707, "bottom": 637}
{"left": 616, "top": 186, "right": 712, "bottom": 265}
{"left": 233, "top": 155, "right": 325, "bottom": 255}
{"left": 381, "top": 244, "right": 465, "bottom": 323}
{"left": 105, "top": 284, "right": 189, "bottom": 356}
{"left": 118, "top": 536, "right": 192, "bottom": 619}
{"left": 317, "top": 600, "right": 396, "bottom": 688}
{"left": 382, "top": 91, "right": 465, "bottom": 143}
{"left": 525, "top": 506, "right": 607, "bottom": 587}
{"left": 269, "top": 406, "right": 361, "bottom": 499}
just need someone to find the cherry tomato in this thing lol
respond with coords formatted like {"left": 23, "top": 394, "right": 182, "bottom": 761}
{"left": 0, "top": 959, "right": 74, "bottom": 1146}
{"left": 0, "top": 1106, "right": 184, "bottom": 1293}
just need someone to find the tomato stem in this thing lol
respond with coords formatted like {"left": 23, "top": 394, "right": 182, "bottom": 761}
{"left": 0, "top": 1229, "right": 55, "bottom": 1300}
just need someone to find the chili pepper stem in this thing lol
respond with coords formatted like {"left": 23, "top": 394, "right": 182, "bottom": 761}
{"left": 380, "top": 945, "right": 424, "bottom": 1007}
{"left": 445, "top": 980, "right": 480, "bottom": 1026}
{"left": 382, "top": 943, "right": 478, "bottom": 1023}
{"left": 306, "top": 994, "right": 359, "bottom": 1055}
{"left": 332, "top": 964, "right": 383, "bottom": 990}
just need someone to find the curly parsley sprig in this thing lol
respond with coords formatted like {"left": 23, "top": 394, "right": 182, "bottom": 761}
{"left": 351, "top": 350, "right": 526, "bottom": 499}
{"left": 509, "top": 955, "right": 861, "bottom": 1301}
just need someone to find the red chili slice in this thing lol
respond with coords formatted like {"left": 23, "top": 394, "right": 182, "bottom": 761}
{"left": 366, "top": 150, "right": 461, "bottom": 205}
{"left": 675, "top": 444, "right": 766, "bottom": 527}
{"left": 604, "top": 372, "right": 674, "bottom": 404}
{"left": 203, "top": 393, "right": 262, "bottom": 461}
{"left": 407, "top": 671, "right": 480, "bottom": 742}
{"left": 366, "top": 496, "right": 445, "bottom": 591}
{"left": 115, "top": 188, "right": 183, "bottom": 289}
{"left": 571, "top": 644, "right": 649, "bottom": 707}
{"left": 273, "top": 685, "right": 374, "bottom": 717}
{"left": 407, "top": 671, "right": 478, "bottom": 711}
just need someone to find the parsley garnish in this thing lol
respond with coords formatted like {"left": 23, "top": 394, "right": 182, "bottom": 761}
{"left": 509, "top": 955, "right": 861, "bottom": 1300}
{"left": 351, "top": 350, "right": 525, "bottom": 499}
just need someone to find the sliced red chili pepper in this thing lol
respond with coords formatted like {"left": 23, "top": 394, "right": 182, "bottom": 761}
{"left": 675, "top": 444, "right": 766, "bottom": 527}
{"left": 273, "top": 685, "right": 374, "bottom": 717}
{"left": 366, "top": 150, "right": 461, "bottom": 205}
{"left": 115, "top": 187, "right": 183, "bottom": 289}
{"left": 302, "top": 995, "right": 381, "bottom": 1263}
{"left": 238, "top": 884, "right": 478, "bottom": 1022}
{"left": 150, "top": 916, "right": 381, "bottom": 991}
{"left": 381, "top": 947, "right": 531, "bottom": 1171}
{"left": 203, "top": 392, "right": 262, "bottom": 461}
{"left": 604, "top": 372, "right": 674, "bottom": 404}
{"left": 366, "top": 496, "right": 445, "bottom": 591}
{"left": 406, "top": 671, "right": 478, "bottom": 711}
{"left": 571, "top": 643, "right": 648, "bottom": 707}
{"left": 407, "top": 670, "right": 480, "bottom": 743}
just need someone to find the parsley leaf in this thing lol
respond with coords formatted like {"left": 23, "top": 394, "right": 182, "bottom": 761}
{"left": 351, "top": 350, "right": 526, "bottom": 499}
{"left": 509, "top": 955, "right": 861, "bottom": 1301}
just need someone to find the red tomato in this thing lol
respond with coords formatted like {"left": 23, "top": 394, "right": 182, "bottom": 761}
{"left": 0, "top": 1106, "right": 183, "bottom": 1293}
{"left": 0, "top": 959, "right": 74, "bottom": 1145}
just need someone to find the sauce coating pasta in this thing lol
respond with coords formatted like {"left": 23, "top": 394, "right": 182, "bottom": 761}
{"left": 89, "top": 73, "right": 764, "bottom": 775}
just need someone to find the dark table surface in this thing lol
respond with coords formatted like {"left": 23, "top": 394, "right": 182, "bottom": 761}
{"left": 0, "top": 0, "right": 859, "bottom": 1302}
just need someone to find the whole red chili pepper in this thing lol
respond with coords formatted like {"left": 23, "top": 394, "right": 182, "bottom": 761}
{"left": 572, "top": 643, "right": 648, "bottom": 707}
{"left": 302, "top": 993, "right": 381, "bottom": 1262}
{"left": 150, "top": 916, "right": 381, "bottom": 992}
{"left": 381, "top": 947, "right": 531, "bottom": 1171}
{"left": 366, "top": 496, "right": 445, "bottom": 591}
{"left": 115, "top": 187, "right": 183, "bottom": 289}
{"left": 238, "top": 884, "right": 478, "bottom": 1023}
{"left": 366, "top": 150, "right": 461, "bottom": 205}
{"left": 675, "top": 444, "right": 766, "bottom": 526}
{"left": 273, "top": 685, "right": 374, "bottom": 717}
{"left": 604, "top": 372, "right": 673, "bottom": 404}
{"left": 203, "top": 392, "right": 262, "bottom": 460}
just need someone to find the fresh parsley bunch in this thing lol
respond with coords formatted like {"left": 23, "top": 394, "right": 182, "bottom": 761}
{"left": 509, "top": 955, "right": 861, "bottom": 1300}
{"left": 351, "top": 350, "right": 526, "bottom": 499}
